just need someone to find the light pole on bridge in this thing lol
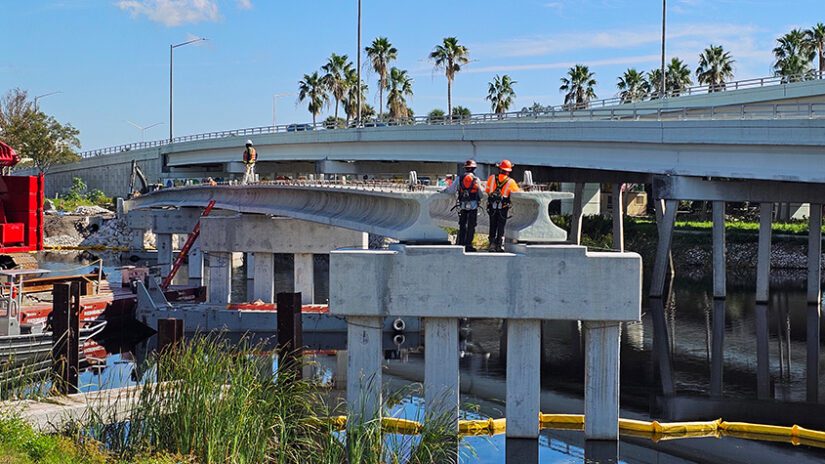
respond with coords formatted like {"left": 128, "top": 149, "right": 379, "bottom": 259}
{"left": 169, "top": 37, "right": 207, "bottom": 143}
{"left": 33, "top": 91, "right": 62, "bottom": 111}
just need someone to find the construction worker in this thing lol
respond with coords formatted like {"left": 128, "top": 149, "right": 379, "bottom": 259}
{"left": 485, "top": 159, "right": 520, "bottom": 252}
{"left": 443, "top": 160, "right": 484, "bottom": 252}
{"left": 242, "top": 140, "right": 257, "bottom": 184}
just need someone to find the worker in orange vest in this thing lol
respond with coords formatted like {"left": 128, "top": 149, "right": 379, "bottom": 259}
{"left": 485, "top": 159, "right": 520, "bottom": 252}
{"left": 443, "top": 160, "right": 484, "bottom": 252}
{"left": 242, "top": 140, "right": 257, "bottom": 184}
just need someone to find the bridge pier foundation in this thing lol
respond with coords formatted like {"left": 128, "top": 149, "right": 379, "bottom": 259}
{"left": 156, "top": 233, "right": 173, "bottom": 278}
{"left": 712, "top": 201, "right": 727, "bottom": 299}
{"left": 253, "top": 252, "right": 275, "bottom": 303}
{"left": 756, "top": 203, "right": 773, "bottom": 303}
{"left": 584, "top": 321, "right": 621, "bottom": 440}
{"left": 424, "top": 317, "right": 459, "bottom": 427}
{"left": 131, "top": 228, "right": 145, "bottom": 252}
{"left": 294, "top": 253, "right": 314, "bottom": 305}
{"left": 506, "top": 319, "right": 541, "bottom": 438}
{"left": 207, "top": 252, "right": 231, "bottom": 304}
{"left": 345, "top": 315, "right": 383, "bottom": 425}
{"left": 188, "top": 243, "right": 204, "bottom": 287}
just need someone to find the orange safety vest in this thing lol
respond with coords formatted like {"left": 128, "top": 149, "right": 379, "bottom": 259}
{"left": 485, "top": 174, "right": 519, "bottom": 198}
{"left": 243, "top": 147, "right": 257, "bottom": 164}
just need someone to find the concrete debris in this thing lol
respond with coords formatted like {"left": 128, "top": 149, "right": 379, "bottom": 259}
{"left": 71, "top": 205, "right": 114, "bottom": 216}
{"left": 81, "top": 217, "right": 132, "bottom": 249}
{"left": 44, "top": 199, "right": 56, "bottom": 212}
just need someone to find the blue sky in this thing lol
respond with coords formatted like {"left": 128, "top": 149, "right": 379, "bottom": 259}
{"left": 1, "top": 0, "right": 820, "bottom": 150}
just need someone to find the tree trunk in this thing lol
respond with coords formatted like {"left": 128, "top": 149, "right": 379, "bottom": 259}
{"left": 379, "top": 78, "right": 384, "bottom": 120}
{"left": 820, "top": 48, "right": 824, "bottom": 76}
{"left": 447, "top": 79, "right": 452, "bottom": 121}
{"left": 334, "top": 100, "right": 339, "bottom": 120}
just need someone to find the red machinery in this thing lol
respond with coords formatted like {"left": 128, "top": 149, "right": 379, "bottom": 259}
{"left": 0, "top": 141, "right": 44, "bottom": 267}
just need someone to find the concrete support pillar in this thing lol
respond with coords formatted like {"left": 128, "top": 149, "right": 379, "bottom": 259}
{"left": 650, "top": 199, "right": 677, "bottom": 298}
{"left": 207, "top": 252, "right": 231, "bottom": 305}
{"left": 131, "top": 228, "right": 145, "bottom": 252}
{"left": 654, "top": 199, "right": 675, "bottom": 279}
{"left": 506, "top": 319, "right": 540, "bottom": 439}
{"left": 570, "top": 182, "right": 585, "bottom": 245}
{"left": 188, "top": 242, "right": 204, "bottom": 287}
{"left": 807, "top": 304, "right": 820, "bottom": 403}
{"left": 424, "top": 318, "right": 459, "bottom": 429}
{"left": 584, "top": 321, "right": 621, "bottom": 441}
{"left": 710, "top": 299, "right": 725, "bottom": 397}
{"left": 335, "top": 349, "right": 348, "bottom": 387}
{"left": 294, "top": 253, "right": 314, "bottom": 305}
{"left": 252, "top": 252, "right": 275, "bottom": 303}
{"left": 755, "top": 304, "right": 771, "bottom": 399}
{"left": 611, "top": 184, "right": 624, "bottom": 252}
{"left": 649, "top": 298, "right": 674, "bottom": 395}
{"left": 807, "top": 204, "right": 822, "bottom": 304}
{"left": 156, "top": 233, "right": 173, "bottom": 278}
{"left": 712, "top": 201, "right": 727, "bottom": 298}
{"left": 756, "top": 203, "right": 773, "bottom": 303}
{"left": 346, "top": 316, "right": 383, "bottom": 425}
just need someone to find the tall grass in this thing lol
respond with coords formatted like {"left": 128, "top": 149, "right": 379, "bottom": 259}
{"left": 77, "top": 335, "right": 462, "bottom": 463}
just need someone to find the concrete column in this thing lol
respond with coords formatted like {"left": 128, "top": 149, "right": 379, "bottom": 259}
{"left": 584, "top": 321, "right": 621, "bottom": 441}
{"left": 807, "top": 304, "right": 820, "bottom": 403}
{"left": 650, "top": 199, "right": 677, "bottom": 298}
{"left": 611, "top": 184, "right": 624, "bottom": 252}
{"left": 346, "top": 316, "right": 383, "bottom": 425}
{"left": 755, "top": 304, "right": 770, "bottom": 399}
{"left": 712, "top": 201, "right": 727, "bottom": 298}
{"left": 506, "top": 319, "right": 540, "bottom": 439}
{"left": 710, "top": 299, "right": 725, "bottom": 397}
{"left": 756, "top": 203, "right": 773, "bottom": 303}
{"left": 650, "top": 298, "right": 674, "bottom": 395}
{"left": 252, "top": 252, "right": 275, "bottom": 303}
{"left": 570, "top": 182, "right": 585, "bottom": 245}
{"left": 335, "top": 349, "right": 347, "bottom": 387}
{"left": 131, "top": 228, "right": 145, "bottom": 251}
{"left": 654, "top": 198, "right": 675, "bottom": 279}
{"left": 807, "top": 204, "right": 822, "bottom": 304}
{"left": 207, "top": 252, "right": 231, "bottom": 305}
{"left": 188, "top": 243, "right": 204, "bottom": 287}
{"left": 294, "top": 253, "right": 314, "bottom": 305}
{"left": 424, "top": 318, "right": 459, "bottom": 429}
{"left": 156, "top": 233, "right": 173, "bottom": 278}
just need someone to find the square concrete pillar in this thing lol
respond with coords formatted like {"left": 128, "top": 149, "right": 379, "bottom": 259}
{"left": 424, "top": 317, "right": 459, "bottom": 429}
{"left": 294, "top": 253, "right": 314, "bottom": 305}
{"left": 156, "top": 233, "right": 173, "bottom": 278}
{"left": 346, "top": 316, "right": 383, "bottom": 426}
{"left": 584, "top": 321, "right": 621, "bottom": 440}
{"left": 207, "top": 252, "right": 232, "bottom": 305}
{"left": 506, "top": 319, "right": 541, "bottom": 439}
{"left": 253, "top": 252, "right": 275, "bottom": 303}
{"left": 131, "top": 228, "right": 146, "bottom": 252}
{"left": 188, "top": 243, "right": 204, "bottom": 287}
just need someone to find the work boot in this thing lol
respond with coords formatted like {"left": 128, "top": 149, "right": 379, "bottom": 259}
{"left": 465, "top": 246, "right": 477, "bottom": 253}
{"left": 487, "top": 244, "right": 497, "bottom": 253}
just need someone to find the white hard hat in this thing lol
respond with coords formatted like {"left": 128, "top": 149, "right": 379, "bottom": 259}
{"left": 245, "top": 139, "right": 253, "bottom": 145}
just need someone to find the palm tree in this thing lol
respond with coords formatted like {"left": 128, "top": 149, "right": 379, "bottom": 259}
{"left": 666, "top": 58, "right": 692, "bottom": 96}
{"left": 321, "top": 53, "right": 353, "bottom": 120}
{"left": 696, "top": 45, "right": 735, "bottom": 92}
{"left": 617, "top": 68, "right": 649, "bottom": 103}
{"left": 647, "top": 69, "right": 663, "bottom": 98}
{"left": 451, "top": 105, "right": 471, "bottom": 121}
{"left": 486, "top": 74, "right": 517, "bottom": 114}
{"left": 774, "top": 29, "right": 816, "bottom": 81}
{"left": 429, "top": 37, "right": 470, "bottom": 118}
{"left": 365, "top": 37, "right": 398, "bottom": 120}
{"left": 805, "top": 23, "right": 825, "bottom": 75}
{"left": 343, "top": 67, "right": 368, "bottom": 124}
{"left": 386, "top": 67, "right": 413, "bottom": 120}
{"left": 297, "top": 72, "right": 328, "bottom": 125}
{"left": 559, "top": 65, "right": 597, "bottom": 110}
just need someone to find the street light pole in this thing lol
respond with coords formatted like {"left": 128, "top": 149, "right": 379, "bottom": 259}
{"left": 660, "top": 0, "right": 667, "bottom": 98}
{"left": 356, "top": 0, "right": 362, "bottom": 125}
{"left": 169, "top": 37, "right": 207, "bottom": 142}
{"left": 33, "top": 91, "right": 62, "bottom": 111}
{"left": 272, "top": 93, "right": 289, "bottom": 127}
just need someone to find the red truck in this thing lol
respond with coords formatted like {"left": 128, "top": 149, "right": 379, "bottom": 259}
{"left": 0, "top": 141, "right": 44, "bottom": 268}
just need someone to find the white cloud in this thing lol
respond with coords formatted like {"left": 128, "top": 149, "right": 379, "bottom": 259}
{"left": 464, "top": 54, "right": 661, "bottom": 74}
{"left": 117, "top": 0, "right": 220, "bottom": 27}
{"left": 236, "top": 0, "right": 252, "bottom": 9}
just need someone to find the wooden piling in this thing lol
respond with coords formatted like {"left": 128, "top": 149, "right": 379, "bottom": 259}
{"left": 157, "top": 318, "right": 184, "bottom": 353}
{"left": 52, "top": 282, "right": 80, "bottom": 395}
{"left": 276, "top": 292, "right": 303, "bottom": 379}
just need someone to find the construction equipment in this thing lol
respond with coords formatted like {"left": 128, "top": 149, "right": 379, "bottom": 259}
{"left": 160, "top": 200, "right": 216, "bottom": 290}
{"left": 127, "top": 159, "right": 161, "bottom": 199}
{"left": 0, "top": 141, "right": 44, "bottom": 269}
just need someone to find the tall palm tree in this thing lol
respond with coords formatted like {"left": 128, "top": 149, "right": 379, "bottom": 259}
{"left": 297, "top": 72, "right": 328, "bottom": 125}
{"left": 696, "top": 45, "right": 735, "bottom": 92}
{"left": 805, "top": 23, "right": 825, "bottom": 75}
{"left": 365, "top": 37, "right": 398, "bottom": 120}
{"left": 559, "top": 65, "right": 597, "bottom": 110}
{"left": 666, "top": 58, "right": 692, "bottom": 96}
{"left": 774, "top": 29, "right": 816, "bottom": 81}
{"left": 322, "top": 53, "right": 352, "bottom": 120}
{"left": 429, "top": 37, "right": 470, "bottom": 118}
{"left": 617, "top": 68, "right": 649, "bottom": 103}
{"left": 343, "top": 67, "right": 368, "bottom": 124}
{"left": 647, "top": 69, "right": 663, "bottom": 98}
{"left": 386, "top": 67, "right": 413, "bottom": 120}
{"left": 486, "top": 74, "right": 517, "bottom": 114}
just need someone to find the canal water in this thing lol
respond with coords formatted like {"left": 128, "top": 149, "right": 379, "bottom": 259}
{"left": 31, "top": 252, "right": 825, "bottom": 462}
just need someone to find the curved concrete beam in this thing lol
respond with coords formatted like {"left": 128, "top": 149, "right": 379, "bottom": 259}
{"left": 126, "top": 185, "right": 572, "bottom": 243}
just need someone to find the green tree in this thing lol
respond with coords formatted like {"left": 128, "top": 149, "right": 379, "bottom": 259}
{"left": 386, "top": 67, "right": 414, "bottom": 120}
{"left": 666, "top": 58, "right": 692, "bottom": 96}
{"left": 343, "top": 66, "right": 368, "bottom": 124}
{"left": 486, "top": 74, "right": 517, "bottom": 114}
{"left": 617, "top": 68, "right": 649, "bottom": 103}
{"left": 0, "top": 89, "right": 80, "bottom": 173}
{"left": 773, "top": 29, "right": 816, "bottom": 81}
{"left": 323, "top": 115, "right": 346, "bottom": 129}
{"left": 451, "top": 105, "right": 471, "bottom": 121}
{"left": 361, "top": 104, "right": 376, "bottom": 120}
{"left": 560, "top": 64, "right": 597, "bottom": 110}
{"left": 805, "top": 23, "right": 825, "bottom": 74}
{"left": 696, "top": 45, "right": 735, "bottom": 92}
{"left": 647, "top": 68, "right": 664, "bottom": 98}
{"left": 427, "top": 108, "right": 446, "bottom": 122}
{"left": 321, "top": 53, "right": 353, "bottom": 120}
{"left": 297, "top": 71, "right": 328, "bottom": 125}
{"left": 429, "top": 37, "right": 470, "bottom": 118}
{"left": 365, "top": 37, "right": 398, "bottom": 120}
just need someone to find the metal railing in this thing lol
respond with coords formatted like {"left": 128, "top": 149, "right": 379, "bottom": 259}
{"left": 79, "top": 72, "right": 825, "bottom": 159}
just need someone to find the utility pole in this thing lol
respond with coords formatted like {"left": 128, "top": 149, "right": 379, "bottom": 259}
{"left": 169, "top": 37, "right": 207, "bottom": 142}
{"left": 33, "top": 91, "right": 62, "bottom": 111}
{"left": 356, "top": 0, "right": 362, "bottom": 125}
{"left": 660, "top": 0, "right": 667, "bottom": 98}
{"left": 272, "top": 93, "right": 289, "bottom": 127}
